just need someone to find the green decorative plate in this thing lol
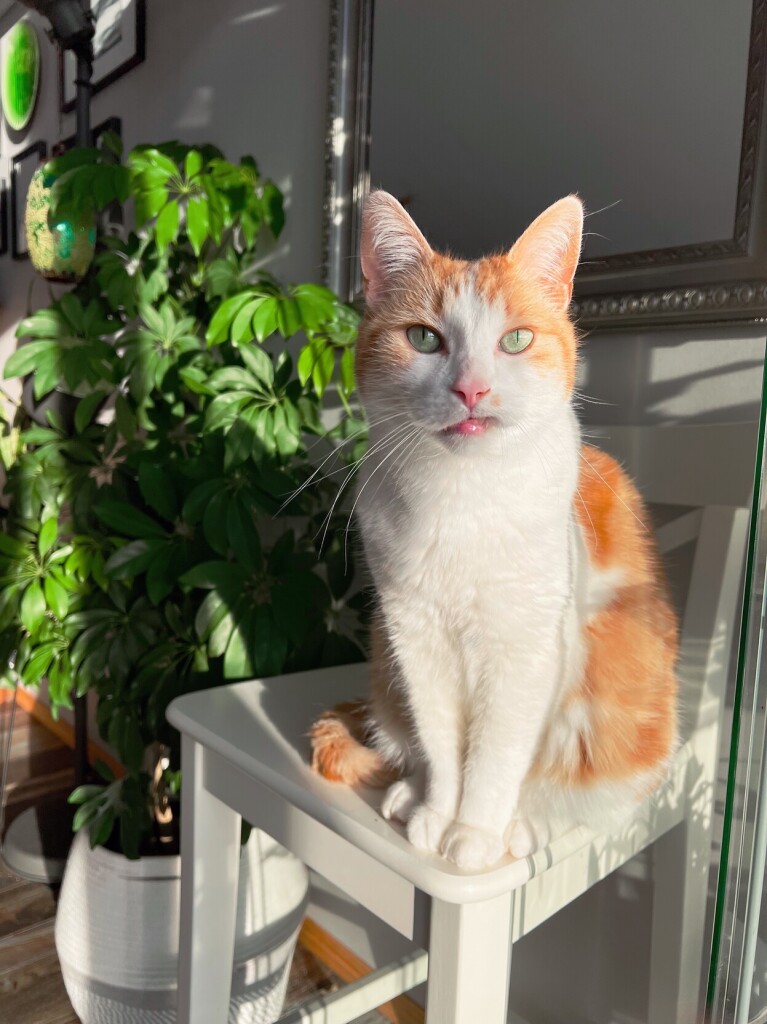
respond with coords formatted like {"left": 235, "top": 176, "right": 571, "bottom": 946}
{"left": 2, "top": 21, "right": 40, "bottom": 133}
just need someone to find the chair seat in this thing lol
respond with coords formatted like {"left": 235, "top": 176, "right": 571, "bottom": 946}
{"left": 167, "top": 661, "right": 700, "bottom": 918}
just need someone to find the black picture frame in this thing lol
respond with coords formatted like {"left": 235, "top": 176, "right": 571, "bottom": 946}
{"left": 59, "top": 116, "right": 123, "bottom": 152}
{"left": 0, "top": 183, "right": 9, "bottom": 257}
{"left": 58, "top": 0, "right": 146, "bottom": 114}
{"left": 11, "top": 140, "right": 46, "bottom": 260}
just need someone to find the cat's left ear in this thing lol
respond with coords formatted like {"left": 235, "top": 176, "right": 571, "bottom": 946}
{"left": 360, "top": 191, "right": 433, "bottom": 305}
{"left": 509, "top": 196, "right": 584, "bottom": 309}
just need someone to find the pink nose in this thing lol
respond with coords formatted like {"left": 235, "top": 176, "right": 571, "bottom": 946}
{"left": 452, "top": 381, "right": 491, "bottom": 410}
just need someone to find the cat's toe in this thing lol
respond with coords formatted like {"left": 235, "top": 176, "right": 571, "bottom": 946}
{"left": 381, "top": 779, "right": 419, "bottom": 823}
{"left": 407, "top": 804, "right": 450, "bottom": 853}
{"left": 507, "top": 819, "right": 535, "bottom": 859}
{"left": 505, "top": 819, "right": 548, "bottom": 860}
{"left": 440, "top": 822, "right": 506, "bottom": 871}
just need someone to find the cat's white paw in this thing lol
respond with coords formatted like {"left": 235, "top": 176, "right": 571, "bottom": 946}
{"left": 407, "top": 803, "right": 450, "bottom": 853}
{"left": 381, "top": 779, "right": 419, "bottom": 823}
{"left": 440, "top": 822, "right": 506, "bottom": 871}
{"left": 507, "top": 818, "right": 535, "bottom": 859}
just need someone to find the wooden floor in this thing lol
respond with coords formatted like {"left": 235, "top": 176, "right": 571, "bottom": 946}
{"left": 0, "top": 701, "right": 388, "bottom": 1024}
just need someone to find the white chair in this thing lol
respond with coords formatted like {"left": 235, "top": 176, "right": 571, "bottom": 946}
{"left": 168, "top": 423, "right": 752, "bottom": 1024}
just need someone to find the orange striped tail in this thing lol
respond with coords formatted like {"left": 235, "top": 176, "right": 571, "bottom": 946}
{"left": 310, "top": 701, "right": 397, "bottom": 787}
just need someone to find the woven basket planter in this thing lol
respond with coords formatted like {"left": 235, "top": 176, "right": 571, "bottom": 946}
{"left": 55, "top": 829, "right": 309, "bottom": 1024}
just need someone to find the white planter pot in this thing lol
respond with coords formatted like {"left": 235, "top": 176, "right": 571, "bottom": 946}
{"left": 55, "top": 828, "right": 309, "bottom": 1024}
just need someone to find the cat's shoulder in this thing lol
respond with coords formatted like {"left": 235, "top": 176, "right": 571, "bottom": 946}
{"left": 574, "top": 444, "right": 652, "bottom": 575}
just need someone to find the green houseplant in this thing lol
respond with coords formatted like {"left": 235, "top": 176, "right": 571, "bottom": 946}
{"left": 0, "top": 136, "right": 367, "bottom": 859}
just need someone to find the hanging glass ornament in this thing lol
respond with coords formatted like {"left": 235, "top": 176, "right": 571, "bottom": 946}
{"left": 25, "top": 163, "right": 96, "bottom": 283}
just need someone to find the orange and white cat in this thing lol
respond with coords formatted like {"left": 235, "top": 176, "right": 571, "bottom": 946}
{"left": 311, "top": 192, "right": 678, "bottom": 871}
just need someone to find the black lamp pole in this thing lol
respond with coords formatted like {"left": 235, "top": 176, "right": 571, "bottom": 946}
{"left": 72, "top": 22, "right": 94, "bottom": 789}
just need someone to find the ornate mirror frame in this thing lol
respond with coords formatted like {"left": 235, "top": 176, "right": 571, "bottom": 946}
{"left": 322, "top": 0, "right": 767, "bottom": 331}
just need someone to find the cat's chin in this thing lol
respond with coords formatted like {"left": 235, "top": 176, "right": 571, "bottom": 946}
{"left": 441, "top": 416, "right": 496, "bottom": 438}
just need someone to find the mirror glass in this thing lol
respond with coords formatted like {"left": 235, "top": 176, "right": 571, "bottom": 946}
{"left": 369, "top": 0, "right": 752, "bottom": 262}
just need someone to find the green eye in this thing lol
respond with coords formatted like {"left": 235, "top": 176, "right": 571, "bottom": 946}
{"left": 406, "top": 325, "right": 441, "bottom": 353}
{"left": 500, "top": 328, "right": 534, "bottom": 354}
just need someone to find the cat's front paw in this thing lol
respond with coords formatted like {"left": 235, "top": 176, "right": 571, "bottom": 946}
{"left": 407, "top": 803, "right": 450, "bottom": 854}
{"left": 506, "top": 816, "right": 550, "bottom": 858}
{"left": 440, "top": 822, "right": 506, "bottom": 871}
{"left": 381, "top": 779, "right": 419, "bottom": 823}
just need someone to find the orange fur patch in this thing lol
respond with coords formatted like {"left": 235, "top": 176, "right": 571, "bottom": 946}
{"left": 575, "top": 445, "right": 655, "bottom": 582}
{"left": 539, "top": 446, "right": 679, "bottom": 785}
{"left": 546, "top": 583, "right": 678, "bottom": 785}
{"left": 310, "top": 701, "right": 396, "bottom": 787}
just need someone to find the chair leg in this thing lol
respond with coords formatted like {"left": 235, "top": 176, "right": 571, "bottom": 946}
{"left": 177, "top": 736, "right": 242, "bottom": 1024}
{"left": 426, "top": 892, "right": 513, "bottom": 1024}
{"left": 647, "top": 818, "right": 708, "bottom": 1024}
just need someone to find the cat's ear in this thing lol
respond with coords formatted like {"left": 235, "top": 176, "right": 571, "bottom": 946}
{"left": 360, "top": 191, "right": 433, "bottom": 305}
{"left": 509, "top": 196, "right": 583, "bottom": 309}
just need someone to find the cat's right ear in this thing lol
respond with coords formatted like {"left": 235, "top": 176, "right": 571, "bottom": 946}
{"left": 360, "top": 192, "right": 432, "bottom": 305}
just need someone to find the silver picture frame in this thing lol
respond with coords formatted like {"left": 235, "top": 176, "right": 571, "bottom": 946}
{"left": 323, "top": 0, "right": 767, "bottom": 330}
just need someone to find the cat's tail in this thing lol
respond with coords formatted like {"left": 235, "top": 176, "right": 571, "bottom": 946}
{"left": 310, "top": 701, "right": 397, "bottom": 787}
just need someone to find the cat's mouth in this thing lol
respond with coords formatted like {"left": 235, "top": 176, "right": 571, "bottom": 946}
{"left": 442, "top": 416, "right": 495, "bottom": 437}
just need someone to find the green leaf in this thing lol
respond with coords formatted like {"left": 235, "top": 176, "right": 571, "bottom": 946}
{"left": 184, "top": 149, "right": 203, "bottom": 180}
{"left": 20, "top": 581, "right": 46, "bottom": 634}
{"left": 74, "top": 391, "right": 107, "bottom": 433}
{"left": 0, "top": 533, "right": 29, "bottom": 558}
{"left": 155, "top": 199, "right": 180, "bottom": 250}
{"left": 195, "top": 589, "right": 230, "bottom": 640}
{"left": 275, "top": 298, "right": 301, "bottom": 339}
{"left": 44, "top": 575, "right": 69, "bottom": 620}
{"left": 224, "top": 418, "right": 255, "bottom": 471}
{"left": 262, "top": 181, "right": 285, "bottom": 237}
{"left": 231, "top": 299, "right": 261, "bottom": 343}
{"left": 224, "top": 614, "right": 256, "bottom": 678}
{"left": 146, "top": 545, "right": 175, "bottom": 604}
{"left": 226, "top": 498, "right": 261, "bottom": 571}
{"left": 181, "top": 561, "right": 246, "bottom": 590}
{"left": 272, "top": 570, "right": 330, "bottom": 644}
{"left": 209, "top": 608, "right": 235, "bottom": 658}
{"left": 38, "top": 517, "right": 57, "bottom": 558}
{"left": 138, "top": 462, "right": 178, "bottom": 522}
{"left": 311, "top": 343, "right": 335, "bottom": 398}
{"left": 203, "top": 491, "right": 230, "bottom": 555}
{"left": 24, "top": 644, "right": 55, "bottom": 685}
{"left": 267, "top": 530, "right": 295, "bottom": 575}
{"left": 240, "top": 344, "right": 273, "bottom": 386}
{"left": 89, "top": 805, "right": 115, "bottom": 848}
{"left": 94, "top": 760, "right": 115, "bottom": 782}
{"left": 340, "top": 347, "right": 356, "bottom": 395}
{"left": 297, "top": 344, "right": 315, "bottom": 388}
{"left": 186, "top": 196, "right": 209, "bottom": 255}
{"left": 206, "top": 293, "right": 254, "bottom": 345}
{"left": 94, "top": 501, "right": 168, "bottom": 539}
{"left": 132, "top": 147, "right": 179, "bottom": 179}
{"left": 252, "top": 298, "right": 278, "bottom": 342}
{"left": 73, "top": 801, "right": 101, "bottom": 832}
{"left": 114, "top": 394, "right": 136, "bottom": 441}
{"left": 4, "top": 341, "right": 57, "bottom": 380}
{"left": 182, "top": 477, "right": 227, "bottom": 523}
{"left": 104, "top": 538, "right": 163, "bottom": 578}
{"left": 68, "top": 784, "right": 106, "bottom": 805}
{"left": 135, "top": 187, "right": 169, "bottom": 226}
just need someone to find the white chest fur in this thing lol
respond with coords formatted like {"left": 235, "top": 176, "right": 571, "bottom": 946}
{"left": 358, "top": 409, "right": 583, "bottom": 688}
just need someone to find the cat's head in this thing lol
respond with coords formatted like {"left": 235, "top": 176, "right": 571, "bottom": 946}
{"left": 356, "top": 192, "right": 583, "bottom": 446}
